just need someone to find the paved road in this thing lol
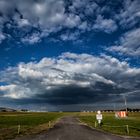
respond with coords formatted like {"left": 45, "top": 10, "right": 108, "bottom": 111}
{"left": 15, "top": 116, "right": 140, "bottom": 140}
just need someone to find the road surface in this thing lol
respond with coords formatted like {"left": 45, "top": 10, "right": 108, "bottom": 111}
{"left": 15, "top": 116, "right": 140, "bottom": 140}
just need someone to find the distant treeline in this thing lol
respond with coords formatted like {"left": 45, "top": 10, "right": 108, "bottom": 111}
{"left": 0, "top": 107, "right": 28, "bottom": 112}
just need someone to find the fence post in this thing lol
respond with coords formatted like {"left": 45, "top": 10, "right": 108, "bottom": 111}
{"left": 48, "top": 121, "right": 51, "bottom": 128}
{"left": 17, "top": 125, "right": 20, "bottom": 134}
{"left": 126, "top": 125, "right": 129, "bottom": 134}
{"left": 95, "top": 121, "right": 97, "bottom": 128}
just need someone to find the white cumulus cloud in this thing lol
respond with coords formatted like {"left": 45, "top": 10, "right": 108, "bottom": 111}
{"left": 0, "top": 53, "right": 140, "bottom": 100}
{"left": 107, "top": 27, "right": 140, "bottom": 56}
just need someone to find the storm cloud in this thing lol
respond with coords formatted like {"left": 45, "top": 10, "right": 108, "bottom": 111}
{"left": 0, "top": 53, "right": 140, "bottom": 110}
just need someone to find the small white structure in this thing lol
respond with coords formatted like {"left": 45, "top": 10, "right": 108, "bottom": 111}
{"left": 96, "top": 110, "right": 103, "bottom": 125}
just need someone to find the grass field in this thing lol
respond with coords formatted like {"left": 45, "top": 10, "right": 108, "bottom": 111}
{"left": 0, "top": 112, "right": 65, "bottom": 140}
{"left": 79, "top": 112, "right": 140, "bottom": 137}
{"left": 0, "top": 112, "right": 140, "bottom": 140}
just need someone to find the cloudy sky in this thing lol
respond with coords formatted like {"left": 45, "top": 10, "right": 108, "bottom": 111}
{"left": 0, "top": 0, "right": 140, "bottom": 111}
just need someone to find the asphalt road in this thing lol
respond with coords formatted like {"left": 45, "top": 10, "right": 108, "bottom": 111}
{"left": 15, "top": 116, "right": 140, "bottom": 140}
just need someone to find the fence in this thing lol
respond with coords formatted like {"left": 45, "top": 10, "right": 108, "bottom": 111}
{"left": 94, "top": 122, "right": 140, "bottom": 135}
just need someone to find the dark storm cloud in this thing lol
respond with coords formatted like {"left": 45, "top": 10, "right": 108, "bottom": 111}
{"left": 0, "top": 52, "right": 140, "bottom": 108}
{"left": 35, "top": 83, "right": 126, "bottom": 105}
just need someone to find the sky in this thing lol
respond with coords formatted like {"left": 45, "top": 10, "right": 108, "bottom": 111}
{"left": 0, "top": 0, "right": 140, "bottom": 111}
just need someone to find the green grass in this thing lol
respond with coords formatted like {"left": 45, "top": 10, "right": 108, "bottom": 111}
{"left": 79, "top": 112, "right": 140, "bottom": 137}
{"left": 0, "top": 112, "right": 60, "bottom": 126}
{"left": 0, "top": 112, "right": 64, "bottom": 140}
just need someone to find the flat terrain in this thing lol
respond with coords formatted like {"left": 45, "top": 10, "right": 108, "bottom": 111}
{"left": 0, "top": 112, "right": 139, "bottom": 140}
{"left": 14, "top": 116, "right": 140, "bottom": 140}
{"left": 0, "top": 112, "right": 64, "bottom": 140}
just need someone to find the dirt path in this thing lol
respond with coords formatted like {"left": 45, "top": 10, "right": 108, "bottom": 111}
{"left": 14, "top": 116, "right": 140, "bottom": 140}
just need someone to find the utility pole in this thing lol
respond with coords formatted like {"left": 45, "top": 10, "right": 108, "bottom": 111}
{"left": 124, "top": 95, "right": 127, "bottom": 112}
{"left": 113, "top": 103, "right": 116, "bottom": 112}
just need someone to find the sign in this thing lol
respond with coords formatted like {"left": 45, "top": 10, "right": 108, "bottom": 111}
{"left": 96, "top": 114, "right": 103, "bottom": 120}
{"left": 96, "top": 110, "right": 103, "bottom": 124}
